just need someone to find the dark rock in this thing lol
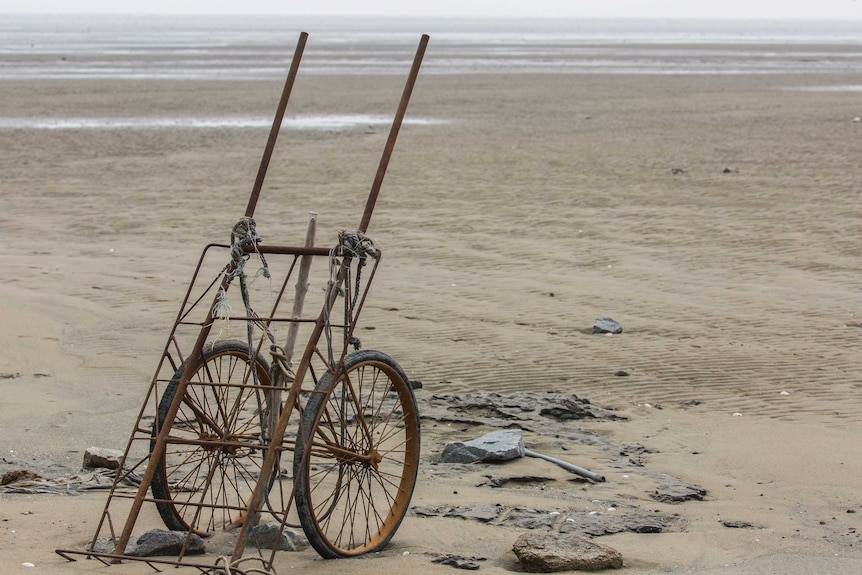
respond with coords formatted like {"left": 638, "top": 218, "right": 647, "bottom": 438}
{"left": 250, "top": 521, "right": 307, "bottom": 551}
{"left": 614, "top": 370, "right": 630, "bottom": 377}
{"left": 721, "top": 520, "right": 754, "bottom": 529}
{"left": 620, "top": 443, "right": 658, "bottom": 456}
{"left": 411, "top": 503, "right": 451, "bottom": 517}
{"left": 538, "top": 397, "right": 599, "bottom": 421}
{"left": 422, "top": 391, "right": 625, "bottom": 430}
{"left": 126, "top": 529, "right": 205, "bottom": 557}
{"left": 412, "top": 501, "right": 684, "bottom": 538}
{"left": 592, "top": 317, "right": 622, "bottom": 335}
{"left": 1, "top": 469, "right": 40, "bottom": 485}
{"left": 650, "top": 480, "right": 707, "bottom": 503}
{"left": 427, "top": 552, "right": 486, "bottom": 570}
{"left": 560, "top": 507, "right": 682, "bottom": 537}
{"left": 444, "top": 503, "right": 505, "bottom": 523}
{"left": 625, "top": 519, "right": 665, "bottom": 533}
{"left": 500, "top": 507, "right": 560, "bottom": 531}
{"left": 512, "top": 531, "right": 623, "bottom": 572}
{"left": 481, "top": 474, "right": 555, "bottom": 488}
{"left": 83, "top": 447, "right": 123, "bottom": 470}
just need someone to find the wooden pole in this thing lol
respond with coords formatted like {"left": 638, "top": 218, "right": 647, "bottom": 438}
{"left": 284, "top": 212, "right": 317, "bottom": 364}
{"left": 267, "top": 212, "right": 317, "bottom": 437}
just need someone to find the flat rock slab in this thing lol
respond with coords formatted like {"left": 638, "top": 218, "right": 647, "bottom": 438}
{"left": 422, "top": 391, "right": 625, "bottom": 430}
{"left": 427, "top": 552, "right": 487, "bottom": 570}
{"left": 480, "top": 474, "right": 556, "bottom": 488}
{"left": 513, "top": 531, "right": 623, "bottom": 572}
{"left": 441, "top": 429, "right": 525, "bottom": 464}
{"left": 650, "top": 480, "right": 707, "bottom": 503}
{"left": 410, "top": 502, "right": 684, "bottom": 537}
{"left": 558, "top": 510, "right": 681, "bottom": 536}
{"left": 446, "top": 503, "right": 508, "bottom": 522}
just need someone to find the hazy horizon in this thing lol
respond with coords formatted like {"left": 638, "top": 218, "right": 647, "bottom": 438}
{"left": 0, "top": 0, "right": 861, "bottom": 20}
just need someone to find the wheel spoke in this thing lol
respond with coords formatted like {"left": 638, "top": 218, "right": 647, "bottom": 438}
{"left": 294, "top": 351, "right": 419, "bottom": 557}
{"left": 150, "top": 342, "right": 281, "bottom": 535}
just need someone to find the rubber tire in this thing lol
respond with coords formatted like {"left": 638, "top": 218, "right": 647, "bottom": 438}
{"left": 150, "top": 340, "right": 275, "bottom": 535}
{"left": 293, "top": 350, "right": 420, "bottom": 558}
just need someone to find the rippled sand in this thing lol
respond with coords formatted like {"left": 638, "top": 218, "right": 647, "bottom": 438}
{"left": 2, "top": 48, "right": 862, "bottom": 573}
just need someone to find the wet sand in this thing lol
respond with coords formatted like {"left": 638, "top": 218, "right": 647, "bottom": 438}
{"left": 1, "top": 59, "right": 862, "bottom": 573}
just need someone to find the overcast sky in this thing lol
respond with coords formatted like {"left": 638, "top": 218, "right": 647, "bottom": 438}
{"left": 0, "top": 0, "right": 861, "bottom": 20}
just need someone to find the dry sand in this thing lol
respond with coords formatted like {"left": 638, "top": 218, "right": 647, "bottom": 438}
{"left": 2, "top": 56, "right": 862, "bottom": 574}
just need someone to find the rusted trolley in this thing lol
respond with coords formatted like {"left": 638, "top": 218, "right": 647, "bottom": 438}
{"left": 58, "top": 32, "right": 428, "bottom": 571}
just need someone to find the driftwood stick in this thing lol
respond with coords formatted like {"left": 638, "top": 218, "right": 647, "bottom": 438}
{"left": 267, "top": 212, "right": 317, "bottom": 440}
{"left": 284, "top": 212, "right": 317, "bottom": 364}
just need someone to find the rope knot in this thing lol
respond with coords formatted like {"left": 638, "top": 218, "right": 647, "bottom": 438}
{"left": 336, "top": 230, "right": 379, "bottom": 261}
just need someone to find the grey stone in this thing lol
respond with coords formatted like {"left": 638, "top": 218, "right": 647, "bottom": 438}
{"left": 444, "top": 503, "right": 505, "bottom": 522}
{"left": 411, "top": 501, "right": 685, "bottom": 538}
{"left": 721, "top": 520, "right": 754, "bottom": 529}
{"left": 411, "top": 503, "right": 451, "bottom": 517}
{"left": 512, "top": 531, "right": 623, "bottom": 572}
{"left": 427, "top": 552, "right": 486, "bottom": 570}
{"left": 441, "top": 429, "right": 524, "bottom": 464}
{"left": 501, "top": 507, "right": 560, "bottom": 531}
{"left": 592, "top": 317, "right": 622, "bottom": 335}
{"left": 251, "top": 521, "right": 308, "bottom": 551}
{"left": 481, "top": 474, "right": 555, "bottom": 488}
{"left": 124, "top": 529, "right": 205, "bottom": 557}
{"left": 83, "top": 447, "right": 123, "bottom": 470}
{"left": 650, "top": 480, "right": 707, "bottom": 503}
{"left": 422, "top": 392, "right": 626, "bottom": 434}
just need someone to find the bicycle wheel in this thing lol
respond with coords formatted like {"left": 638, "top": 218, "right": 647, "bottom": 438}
{"left": 293, "top": 350, "right": 420, "bottom": 558}
{"left": 150, "top": 340, "right": 277, "bottom": 535}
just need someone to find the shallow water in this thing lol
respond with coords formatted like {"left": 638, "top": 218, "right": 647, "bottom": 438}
{"left": 0, "top": 114, "right": 448, "bottom": 130}
{"left": 2, "top": 14, "right": 862, "bottom": 79}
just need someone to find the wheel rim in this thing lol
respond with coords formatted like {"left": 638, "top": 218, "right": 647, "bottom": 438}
{"left": 301, "top": 358, "right": 420, "bottom": 555}
{"left": 157, "top": 348, "right": 273, "bottom": 535}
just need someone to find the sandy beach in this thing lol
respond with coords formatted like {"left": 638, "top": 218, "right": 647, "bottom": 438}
{"left": 2, "top": 28, "right": 862, "bottom": 574}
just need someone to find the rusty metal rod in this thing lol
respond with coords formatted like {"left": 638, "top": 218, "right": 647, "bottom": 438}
{"left": 111, "top": 27, "right": 309, "bottom": 545}
{"left": 358, "top": 34, "right": 429, "bottom": 233}
{"left": 112, "top": 261, "right": 238, "bottom": 558}
{"left": 232, "top": 33, "right": 430, "bottom": 564}
{"left": 245, "top": 32, "right": 308, "bottom": 219}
